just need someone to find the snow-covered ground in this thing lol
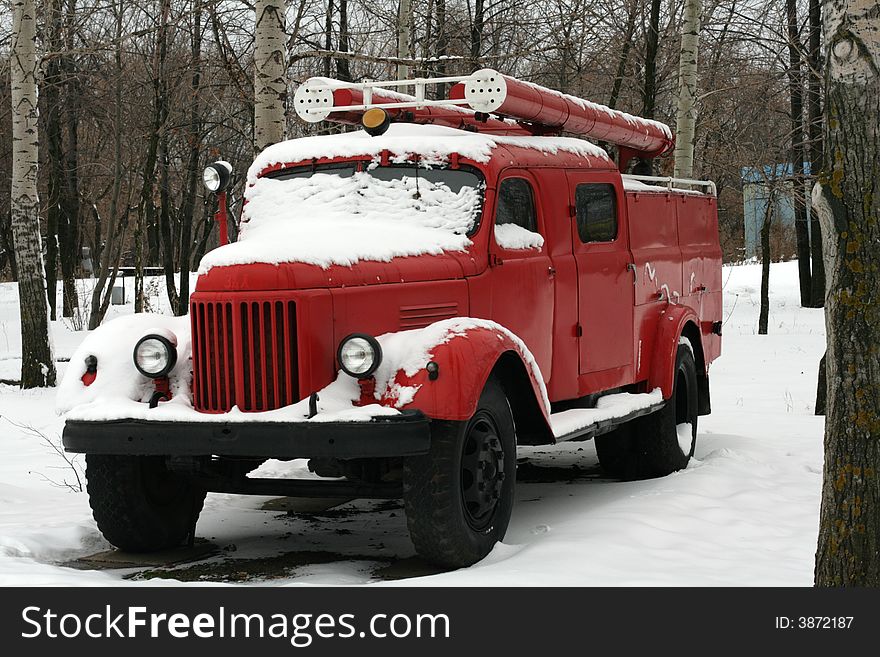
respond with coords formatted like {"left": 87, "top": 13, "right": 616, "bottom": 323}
{"left": 0, "top": 261, "right": 826, "bottom": 585}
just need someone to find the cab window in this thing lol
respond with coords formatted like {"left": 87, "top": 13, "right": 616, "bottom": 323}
{"left": 495, "top": 178, "right": 537, "bottom": 232}
{"left": 575, "top": 183, "right": 617, "bottom": 243}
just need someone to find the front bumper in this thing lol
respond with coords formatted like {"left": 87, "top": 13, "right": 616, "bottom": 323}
{"left": 62, "top": 410, "right": 431, "bottom": 459}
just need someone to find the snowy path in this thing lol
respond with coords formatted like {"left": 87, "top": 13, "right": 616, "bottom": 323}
{"left": 0, "top": 261, "right": 825, "bottom": 585}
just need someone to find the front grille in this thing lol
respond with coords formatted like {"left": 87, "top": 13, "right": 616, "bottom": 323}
{"left": 191, "top": 298, "right": 298, "bottom": 412}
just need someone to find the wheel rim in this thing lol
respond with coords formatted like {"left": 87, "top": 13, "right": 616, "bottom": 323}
{"left": 460, "top": 410, "right": 506, "bottom": 531}
{"left": 674, "top": 368, "right": 695, "bottom": 456}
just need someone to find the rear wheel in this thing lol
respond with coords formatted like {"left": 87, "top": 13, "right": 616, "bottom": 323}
{"left": 86, "top": 455, "right": 206, "bottom": 552}
{"left": 403, "top": 377, "right": 516, "bottom": 568}
{"left": 594, "top": 422, "right": 636, "bottom": 479}
{"left": 595, "top": 341, "right": 698, "bottom": 480}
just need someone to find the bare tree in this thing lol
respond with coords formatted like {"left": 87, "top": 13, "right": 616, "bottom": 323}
{"left": 607, "top": 0, "right": 638, "bottom": 111}
{"left": 674, "top": 0, "right": 701, "bottom": 179}
{"left": 10, "top": 0, "right": 56, "bottom": 387}
{"left": 642, "top": 0, "right": 661, "bottom": 119}
{"left": 254, "top": 0, "right": 286, "bottom": 154}
{"left": 814, "top": 0, "right": 880, "bottom": 586}
{"left": 807, "top": 0, "right": 826, "bottom": 307}
{"left": 398, "top": 0, "right": 413, "bottom": 78}
{"left": 177, "top": 0, "right": 205, "bottom": 314}
{"left": 785, "top": 0, "right": 812, "bottom": 306}
{"left": 758, "top": 187, "right": 774, "bottom": 335}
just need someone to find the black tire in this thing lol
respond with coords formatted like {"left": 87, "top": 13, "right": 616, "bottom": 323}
{"left": 595, "top": 342, "right": 698, "bottom": 480}
{"left": 403, "top": 377, "right": 516, "bottom": 568}
{"left": 86, "top": 455, "right": 206, "bottom": 552}
{"left": 594, "top": 422, "right": 636, "bottom": 479}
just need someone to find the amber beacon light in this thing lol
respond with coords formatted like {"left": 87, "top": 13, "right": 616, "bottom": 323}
{"left": 362, "top": 108, "right": 391, "bottom": 136}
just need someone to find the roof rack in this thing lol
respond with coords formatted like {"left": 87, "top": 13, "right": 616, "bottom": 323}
{"left": 294, "top": 69, "right": 675, "bottom": 167}
{"left": 622, "top": 174, "right": 716, "bottom": 197}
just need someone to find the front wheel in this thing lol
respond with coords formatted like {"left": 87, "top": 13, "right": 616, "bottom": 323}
{"left": 403, "top": 377, "right": 516, "bottom": 568}
{"left": 86, "top": 455, "right": 206, "bottom": 552}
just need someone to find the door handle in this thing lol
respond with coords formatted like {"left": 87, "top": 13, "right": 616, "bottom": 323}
{"left": 548, "top": 266, "right": 556, "bottom": 279}
{"left": 626, "top": 262, "right": 636, "bottom": 285}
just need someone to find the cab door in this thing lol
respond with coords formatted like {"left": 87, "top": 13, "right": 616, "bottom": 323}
{"left": 486, "top": 171, "right": 555, "bottom": 376}
{"left": 566, "top": 172, "right": 634, "bottom": 391}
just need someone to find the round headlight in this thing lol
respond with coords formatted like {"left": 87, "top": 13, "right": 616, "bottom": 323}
{"left": 133, "top": 334, "right": 178, "bottom": 378}
{"left": 337, "top": 333, "right": 382, "bottom": 379}
{"left": 203, "top": 160, "right": 232, "bottom": 193}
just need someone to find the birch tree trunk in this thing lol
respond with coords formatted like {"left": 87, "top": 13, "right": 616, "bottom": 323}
{"left": 673, "top": 0, "right": 702, "bottom": 179}
{"left": 398, "top": 0, "right": 413, "bottom": 79}
{"left": 254, "top": 0, "right": 286, "bottom": 154}
{"left": 11, "top": 0, "right": 57, "bottom": 387}
{"left": 814, "top": 0, "right": 880, "bottom": 586}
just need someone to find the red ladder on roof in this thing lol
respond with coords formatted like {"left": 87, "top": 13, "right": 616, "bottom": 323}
{"left": 293, "top": 69, "right": 675, "bottom": 168}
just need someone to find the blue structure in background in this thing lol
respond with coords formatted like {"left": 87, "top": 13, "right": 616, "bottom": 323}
{"left": 742, "top": 163, "right": 812, "bottom": 257}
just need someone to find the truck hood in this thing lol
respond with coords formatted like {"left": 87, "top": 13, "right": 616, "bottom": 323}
{"left": 195, "top": 253, "right": 476, "bottom": 292}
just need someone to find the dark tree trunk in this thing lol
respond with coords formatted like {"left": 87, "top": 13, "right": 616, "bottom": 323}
{"left": 786, "top": 0, "right": 812, "bottom": 307}
{"left": 807, "top": 0, "right": 826, "bottom": 307}
{"left": 607, "top": 2, "right": 637, "bottom": 111}
{"left": 43, "top": 0, "right": 64, "bottom": 321}
{"left": 0, "top": 217, "right": 18, "bottom": 280}
{"left": 156, "top": 0, "right": 178, "bottom": 312}
{"left": 758, "top": 191, "right": 773, "bottom": 335}
{"left": 177, "top": 0, "right": 203, "bottom": 316}
{"left": 44, "top": 212, "right": 58, "bottom": 321}
{"left": 89, "top": 0, "right": 127, "bottom": 328}
{"left": 470, "top": 0, "right": 485, "bottom": 70}
{"left": 336, "top": 0, "right": 351, "bottom": 82}
{"left": 814, "top": 0, "right": 880, "bottom": 586}
{"left": 57, "top": 0, "right": 80, "bottom": 319}
{"left": 433, "top": 0, "right": 447, "bottom": 97}
{"left": 642, "top": 0, "right": 661, "bottom": 119}
{"left": 323, "top": 0, "right": 334, "bottom": 78}
{"left": 815, "top": 352, "right": 826, "bottom": 415}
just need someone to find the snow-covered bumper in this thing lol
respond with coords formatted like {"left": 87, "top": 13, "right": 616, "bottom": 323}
{"left": 62, "top": 410, "right": 430, "bottom": 459}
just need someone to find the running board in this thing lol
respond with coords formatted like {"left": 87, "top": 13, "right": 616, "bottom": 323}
{"left": 550, "top": 390, "right": 665, "bottom": 443}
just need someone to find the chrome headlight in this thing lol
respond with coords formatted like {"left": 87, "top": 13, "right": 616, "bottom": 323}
{"left": 133, "top": 334, "right": 178, "bottom": 378}
{"left": 337, "top": 334, "right": 382, "bottom": 379}
{"left": 203, "top": 160, "right": 232, "bottom": 193}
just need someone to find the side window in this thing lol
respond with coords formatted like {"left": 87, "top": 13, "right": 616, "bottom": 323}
{"left": 495, "top": 178, "right": 537, "bottom": 232}
{"left": 575, "top": 183, "right": 617, "bottom": 243}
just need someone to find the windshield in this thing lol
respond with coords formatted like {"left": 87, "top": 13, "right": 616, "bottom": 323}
{"left": 197, "top": 162, "right": 485, "bottom": 272}
{"left": 262, "top": 163, "right": 485, "bottom": 236}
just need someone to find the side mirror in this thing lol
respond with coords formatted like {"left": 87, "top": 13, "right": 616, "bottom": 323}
{"left": 203, "top": 161, "right": 233, "bottom": 193}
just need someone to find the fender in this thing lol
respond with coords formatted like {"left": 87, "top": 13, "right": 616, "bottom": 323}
{"left": 55, "top": 314, "right": 191, "bottom": 414}
{"left": 373, "top": 322, "right": 553, "bottom": 440}
{"left": 647, "top": 304, "right": 700, "bottom": 400}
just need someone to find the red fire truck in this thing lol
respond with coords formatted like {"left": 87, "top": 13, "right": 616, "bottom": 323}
{"left": 61, "top": 70, "right": 722, "bottom": 568}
